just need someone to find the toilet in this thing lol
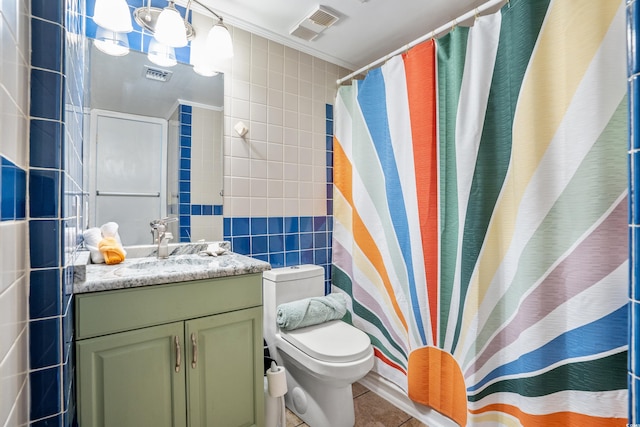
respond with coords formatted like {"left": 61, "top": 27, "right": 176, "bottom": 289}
{"left": 263, "top": 265, "right": 374, "bottom": 427}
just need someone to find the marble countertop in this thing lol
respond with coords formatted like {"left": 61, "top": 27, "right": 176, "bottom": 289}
{"left": 74, "top": 242, "right": 271, "bottom": 294}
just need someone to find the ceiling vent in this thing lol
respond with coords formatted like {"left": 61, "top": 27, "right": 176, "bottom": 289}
{"left": 290, "top": 6, "right": 340, "bottom": 42}
{"left": 144, "top": 66, "right": 173, "bottom": 82}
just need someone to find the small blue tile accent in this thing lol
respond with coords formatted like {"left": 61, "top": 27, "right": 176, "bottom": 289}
{"left": 180, "top": 104, "right": 192, "bottom": 114}
{"left": 30, "top": 120, "right": 62, "bottom": 169}
{"left": 1, "top": 158, "right": 14, "bottom": 220}
{"left": 285, "top": 234, "right": 299, "bottom": 251}
{"left": 180, "top": 158, "right": 191, "bottom": 169}
{"left": 251, "top": 217, "right": 268, "bottom": 234}
{"left": 214, "top": 205, "right": 223, "bottom": 215}
{"left": 30, "top": 220, "right": 61, "bottom": 268}
{"left": 252, "top": 235, "right": 268, "bottom": 254}
{"left": 314, "top": 232, "right": 328, "bottom": 249}
{"left": 326, "top": 151, "right": 333, "bottom": 167}
{"left": 179, "top": 227, "right": 189, "bottom": 240}
{"left": 313, "top": 216, "right": 327, "bottom": 231}
{"left": 203, "top": 204, "right": 213, "bottom": 215}
{"left": 224, "top": 218, "right": 231, "bottom": 237}
{"left": 30, "top": 318, "right": 61, "bottom": 369}
{"left": 232, "top": 217, "right": 250, "bottom": 236}
{"left": 180, "top": 215, "right": 191, "bottom": 226}
{"left": 285, "top": 217, "right": 299, "bottom": 233}
{"left": 300, "top": 233, "right": 314, "bottom": 250}
{"left": 269, "top": 235, "right": 284, "bottom": 252}
{"left": 180, "top": 111, "right": 192, "bottom": 125}
{"left": 315, "top": 249, "right": 328, "bottom": 264}
{"left": 180, "top": 192, "right": 191, "bottom": 204}
{"left": 300, "top": 216, "right": 314, "bottom": 232}
{"left": 326, "top": 104, "right": 333, "bottom": 120}
{"left": 180, "top": 147, "right": 191, "bottom": 159}
{"left": 179, "top": 181, "right": 191, "bottom": 193}
{"left": 268, "top": 217, "right": 284, "bottom": 234}
{"left": 180, "top": 136, "right": 191, "bottom": 148}
{"left": 326, "top": 183, "right": 333, "bottom": 200}
{"left": 180, "top": 169, "right": 191, "bottom": 181}
{"left": 30, "top": 169, "right": 60, "bottom": 218}
{"left": 301, "top": 250, "right": 314, "bottom": 264}
{"left": 191, "top": 204, "right": 202, "bottom": 215}
{"left": 269, "top": 253, "right": 285, "bottom": 268}
{"left": 30, "top": 366, "right": 62, "bottom": 420}
{"left": 286, "top": 251, "right": 300, "bottom": 266}
{"left": 30, "top": 269, "right": 61, "bottom": 319}
{"left": 31, "top": 18, "right": 63, "bottom": 72}
{"left": 232, "top": 236, "right": 250, "bottom": 254}
{"left": 180, "top": 123, "right": 192, "bottom": 137}
{"left": 326, "top": 135, "right": 333, "bottom": 151}
{"left": 16, "top": 168, "right": 26, "bottom": 220}
{"left": 31, "top": 70, "right": 62, "bottom": 120}
{"left": 179, "top": 203, "right": 190, "bottom": 215}
{"left": 326, "top": 119, "right": 333, "bottom": 136}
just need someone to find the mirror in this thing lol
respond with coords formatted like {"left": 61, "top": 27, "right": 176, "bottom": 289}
{"left": 84, "top": 39, "right": 224, "bottom": 246}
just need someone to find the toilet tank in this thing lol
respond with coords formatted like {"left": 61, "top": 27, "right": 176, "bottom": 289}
{"left": 263, "top": 265, "right": 325, "bottom": 306}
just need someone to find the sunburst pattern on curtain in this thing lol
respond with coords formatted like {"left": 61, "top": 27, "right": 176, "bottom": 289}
{"left": 332, "top": 0, "right": 628, "bottom": 425}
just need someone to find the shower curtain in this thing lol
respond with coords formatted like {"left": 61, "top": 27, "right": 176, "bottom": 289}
{"left": 332, "top": 0, "right": 628, "bottom": 425}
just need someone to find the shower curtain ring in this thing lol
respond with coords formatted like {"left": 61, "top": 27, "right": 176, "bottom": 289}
{"left": 474, "top": 8, "right": 479, "bottom": 22}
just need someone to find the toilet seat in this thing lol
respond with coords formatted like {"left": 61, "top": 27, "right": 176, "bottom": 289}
{"left": 280, "top": 320, "right": 371, "bottom": 363}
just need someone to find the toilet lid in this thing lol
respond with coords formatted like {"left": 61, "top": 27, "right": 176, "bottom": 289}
{"left": 280, "top": 320, "right": 371, "bottom": 363}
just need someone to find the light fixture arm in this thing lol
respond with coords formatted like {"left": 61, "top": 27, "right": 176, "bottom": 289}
{"left": 185, "top": 0, "right": 224, "bottom": 24}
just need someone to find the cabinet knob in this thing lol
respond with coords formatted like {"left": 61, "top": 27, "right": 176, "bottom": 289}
{"left": 175, "top": 336, "right": 181, "bottom": 373}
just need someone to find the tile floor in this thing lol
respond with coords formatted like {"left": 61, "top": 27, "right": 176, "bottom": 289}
{"left": 285, "top": 382, "right": 429, "bottom": 427}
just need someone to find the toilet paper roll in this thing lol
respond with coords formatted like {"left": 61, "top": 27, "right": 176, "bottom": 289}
{"left": 266, "top": 366, "right": 288, "bottom": 398}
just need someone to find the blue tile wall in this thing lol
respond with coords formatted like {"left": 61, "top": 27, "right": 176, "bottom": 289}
{"left": 1, "top": 157, "right": 27, "bottom": 221}
{"left": 29, "top": 0, "right": 85, "bottom": 425}
{"left": 177, "top": 104, "right": 223, "bottom": 242}
{"left": 630, "top": 1, "right": 640, "bottom": 423}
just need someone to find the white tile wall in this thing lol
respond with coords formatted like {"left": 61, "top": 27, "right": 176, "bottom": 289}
{"left": 221, "top": 26, "right": 349, "bottom": 218}
{"left": 0, "top": 1, "right": 30, "bottom": 426}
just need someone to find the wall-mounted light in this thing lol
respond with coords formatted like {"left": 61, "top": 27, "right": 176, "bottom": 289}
{"left": 93, "top": 0, "right": 233, "bottom": 76}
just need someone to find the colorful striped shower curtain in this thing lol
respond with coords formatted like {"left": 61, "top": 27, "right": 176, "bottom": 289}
{"left": 332, "top": 0, "right": 628, "bottom": 425}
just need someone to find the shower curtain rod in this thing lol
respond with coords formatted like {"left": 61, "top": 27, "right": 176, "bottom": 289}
{"left": 336, "top": 0, "right": 508, "bottom": 85}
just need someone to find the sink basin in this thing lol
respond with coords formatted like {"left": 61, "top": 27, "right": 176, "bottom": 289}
{"left": 113, "top": 255, "right": 216, "bottom": 277}
{"left": 126, "top": 257, "right": 214, "bottom": 270}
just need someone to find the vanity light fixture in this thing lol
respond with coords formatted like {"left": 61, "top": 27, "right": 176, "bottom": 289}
{"left": 93, "top": 0, "right": 232, "bottom": 76}
{"left": 133, "top": 0, "right": 234, "bottom": 59}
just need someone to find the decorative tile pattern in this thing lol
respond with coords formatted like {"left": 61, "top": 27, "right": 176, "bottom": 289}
{"left": 28, "top": 0, "right": 85, "bottom": 425}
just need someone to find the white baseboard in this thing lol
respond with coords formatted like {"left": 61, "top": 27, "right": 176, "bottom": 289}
{"left": 358, "top": 371, "right": 460, "bottom": 427}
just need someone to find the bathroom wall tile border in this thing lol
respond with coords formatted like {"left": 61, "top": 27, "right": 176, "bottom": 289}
{"left": 28, "top": 0, "right": 83, "bottom": 425}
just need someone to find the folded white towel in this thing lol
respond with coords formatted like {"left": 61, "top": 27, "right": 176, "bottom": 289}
{"left": 83, "top": 222, "right": 127, "bottom": 264}
{"left": 100, "top": 222, "right": 126, "bottom": 256}
{"left": 83, "top": 227, "right": 105, "bottom": 264}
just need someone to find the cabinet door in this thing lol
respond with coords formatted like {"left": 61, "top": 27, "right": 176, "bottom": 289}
{"left": 77, "top": 322, "right": 187, "bottom": 427}
{"left": 186, "top": 307, "right": 264, "bottom": 427}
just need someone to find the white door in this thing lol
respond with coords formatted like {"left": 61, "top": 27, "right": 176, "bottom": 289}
{"left": 89, "top": 110, "right": 167, "bottom": 246}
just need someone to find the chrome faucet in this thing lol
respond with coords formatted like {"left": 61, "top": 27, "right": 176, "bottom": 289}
{"left": 150, "top": 217, "right": 177, "bottom": 258}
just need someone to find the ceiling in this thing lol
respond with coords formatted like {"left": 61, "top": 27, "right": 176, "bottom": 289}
{"left": 193, "top": 0, "right": 495, "bottom": 73}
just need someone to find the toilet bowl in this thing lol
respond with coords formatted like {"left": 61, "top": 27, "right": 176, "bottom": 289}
{"left": 263, "top": 265, "right": 374, "bottom": 427}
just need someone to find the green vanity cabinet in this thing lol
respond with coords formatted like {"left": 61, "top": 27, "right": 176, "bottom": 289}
{"left": 75, "top": 273, "right": 265, "bottom": 427}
